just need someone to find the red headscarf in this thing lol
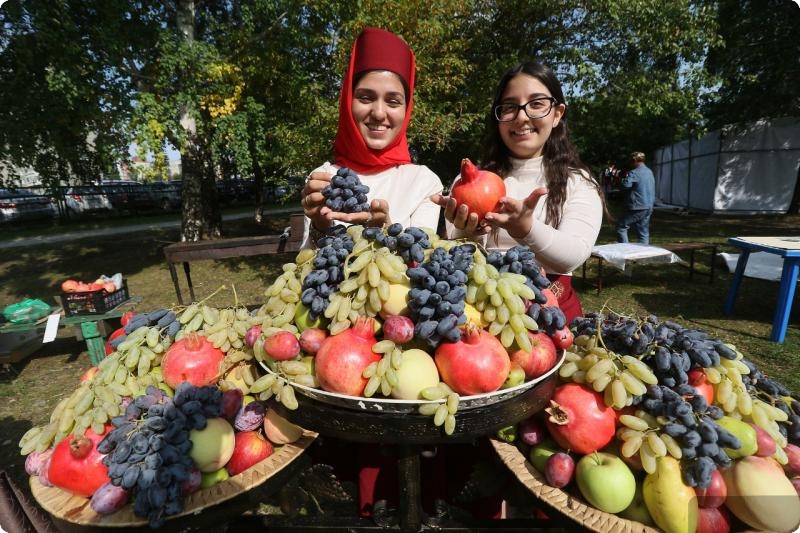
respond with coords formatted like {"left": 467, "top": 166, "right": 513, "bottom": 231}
{"left": 333, "top": 27, "right": 416, "bottom": 174}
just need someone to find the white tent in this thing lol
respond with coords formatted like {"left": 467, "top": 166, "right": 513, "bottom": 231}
{"left": 653, "top": 116, "right": 800, "bottom": 214}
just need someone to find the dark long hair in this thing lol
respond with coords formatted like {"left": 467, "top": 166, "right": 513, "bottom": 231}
{"left": 482, "top": 61, "right": 603, "bottom": 228}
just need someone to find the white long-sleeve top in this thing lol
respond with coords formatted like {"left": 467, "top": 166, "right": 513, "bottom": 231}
{"left": 301, "top": 161, "right": 444, "bottom": 249}
{"left": 447, "top": 156, "right": 603, "bottom": 275}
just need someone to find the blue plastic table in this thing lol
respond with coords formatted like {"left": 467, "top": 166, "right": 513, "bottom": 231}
{"left": 724, "top": 236, "right": 800, "bottom": 343}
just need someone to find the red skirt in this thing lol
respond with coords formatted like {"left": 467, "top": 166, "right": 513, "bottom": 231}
{"left": 545, "top": 274, "right": 583, "bottom": 326}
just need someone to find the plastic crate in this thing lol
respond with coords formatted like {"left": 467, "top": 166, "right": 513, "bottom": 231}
{"left": 60, "top": 280, "right": 130, "bottom": 317}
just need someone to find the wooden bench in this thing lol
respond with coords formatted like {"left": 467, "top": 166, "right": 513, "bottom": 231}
{"left": 581, "top": 241, "right": 717, "bottom": 294}
{"left": 163, "top": 213, "right": 305, "bottom": 304}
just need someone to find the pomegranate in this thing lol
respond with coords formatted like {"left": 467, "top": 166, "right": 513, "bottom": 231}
{"left": 314, "top": 317, "right": 381, "bottom": 396}
{"left": 450, "top": 158, "right": 506, "bottom": 222}
{"left": 545, "top": 383, "right": 616, "bottom": 455}
{"left": 162, "top": 332, "right": 225, "bottom": 389}
{"left": 434, "top": 323, "right": 511, "bottom": 395}
{"left": 47, "top": 427, "right": 110, "bottom": 497}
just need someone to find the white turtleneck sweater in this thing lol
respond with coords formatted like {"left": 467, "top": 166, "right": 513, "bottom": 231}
{"left": 447, "top": 156, "right": 603, "bottom": 276}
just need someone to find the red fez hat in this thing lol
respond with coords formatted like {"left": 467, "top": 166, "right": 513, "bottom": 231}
{"left": 352, "top": 27, "right": 414, "bottom": 89}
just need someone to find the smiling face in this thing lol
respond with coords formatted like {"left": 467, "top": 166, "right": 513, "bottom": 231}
{"left": 498, "top": 73, "right": 565, "bottom": 159}
{"left": 351, "top": 70, "right": 408, "bottom": 151}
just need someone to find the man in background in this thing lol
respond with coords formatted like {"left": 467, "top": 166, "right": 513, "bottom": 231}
{"left": 616, "top": 151, "right": 655, "bottom": 244}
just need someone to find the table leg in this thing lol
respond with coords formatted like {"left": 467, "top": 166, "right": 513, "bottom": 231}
{"left": 597, "top": 258, "right": 604, "bottom": 295}
{"left": 167, "top": 262, "right": 184, "bottom": 305}
{"left": 710, "top": 245, "right": 717, "bottom": 284}
{"left": 182, "top": 262, "right": 196, "bottom": 303}
{"left": 396, "top": 445, "right": 423, "bottom": 533}
{"left": 724, "top": 250, "right": 750, "bottom": 315}
{"left": 80, "top": 321, "right": 106, "bottom": 366}
{"left": 771, "top": 258, "right": 800, "bottom": 343}
{"left": 688, "top": 249, "right": 696, "bottom": 281}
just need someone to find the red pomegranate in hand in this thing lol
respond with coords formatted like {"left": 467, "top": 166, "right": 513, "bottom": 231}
{"left": 434, "top": 323, "right": 511, "bottom": 395}
{"left": 450, "top": 158, "right": 506, "bottom": 222}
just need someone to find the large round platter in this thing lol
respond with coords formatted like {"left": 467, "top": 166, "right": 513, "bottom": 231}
{"left": 261, "top": 350, "right": 565, "bottom": 414}
{"left": 265, "top": 352, "right": 564, "bottom": 445}
{"left": 490, "top": 437, "right": 659, "bottom": 533}
{"left": 29, "top": 430, "right": 317, "bottom": 527}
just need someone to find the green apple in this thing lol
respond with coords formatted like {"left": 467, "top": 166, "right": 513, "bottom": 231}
{"left": 390, "top": 348, "right": 441, "bottom": 400}
{"left": 189, "top": 417, "right": 236, "bottom": 472}
{"left": 716, "top": 416, "right": 757, "bottom": 458}
{"left": 575, "top": 452, "right": 636, "bottom": 514}
{"left": 294, "top": 303, "right": 326, "bottom": 332}
{"left": 529, "top": 439, "right": 561, "bottom": 473}
{"left": 200, "top": 467, "right": 230, "bottom": 488}
{"left": 501, "top": 362, "right": 525, "bottom": 389}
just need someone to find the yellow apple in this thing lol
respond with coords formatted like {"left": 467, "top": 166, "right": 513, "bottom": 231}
{"left": 379, "top": 280, "right": 411, "bottom": 318}
{"left": 189, "top": 417, "right": 236, "bottom": 472}
{"left": 391, "top": 348, "right": 441, "bottom": 400}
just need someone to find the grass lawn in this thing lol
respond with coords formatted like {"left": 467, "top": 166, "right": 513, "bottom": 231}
{"left": 1, "top": 203, "right": 798, "bottom": 509}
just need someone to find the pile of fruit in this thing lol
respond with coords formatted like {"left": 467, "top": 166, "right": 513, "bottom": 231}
{"left": 20, "top": 221, "right": 571, "bottom": 528}
{"left": 61, "top": 273, "right": 124, "bottom": 293}
{"left": 502, "top": 312, "right": 800, "bottom": 533}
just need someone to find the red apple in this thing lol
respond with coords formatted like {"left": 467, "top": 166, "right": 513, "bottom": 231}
{"left": 264, "top": 331, "right": 301, "bottom": 361}
{"left": 104, "top": 327, "right": 126, "bottom": 356}
{"left": 695, "top": 467, "right": 727, "bottom": 508}
{"left": 226, "top": 430, "right": 274, "bottom": 476}
{"left": 508, "top": 331, "right": 557, "bottom": 380}
{"left": 541, "top": 288, "right": 559, "bottom": 307}
{"left": 434, "top": 323, "right": 511, "bottom": 396}
{"left": 550, "top": 326, "right": 573, "bottom": 350}
{"left": 545, "top": 452, "right": 575, "bottom": 488}
{"left": 696, "top": 505, "right": 731, "bottom": 533}
{"left": 748, "top": 422, "right": 777, "bottom": 457}
{"left": 298, "top": 327, "right": 327, "bottom": 355}
{"left": 784, "top": 443, "right": 800, "bottom": 476}
{"left": 687, "top": 368, "right": 714, "bottom": 405}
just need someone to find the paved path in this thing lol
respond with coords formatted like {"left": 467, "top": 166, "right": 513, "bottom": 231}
{"left": 0, "top": 207, "right": 302, "bottom": 250}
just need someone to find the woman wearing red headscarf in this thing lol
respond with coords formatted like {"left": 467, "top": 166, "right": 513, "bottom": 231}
{"left": 300, "top": 27, "right": 443, "bottom": 247}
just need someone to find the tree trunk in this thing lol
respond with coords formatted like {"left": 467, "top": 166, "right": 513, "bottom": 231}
{"left": 176, "top": 0, "right": 222, "bottom": 242}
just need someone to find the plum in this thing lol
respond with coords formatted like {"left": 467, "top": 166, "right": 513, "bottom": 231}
{"left": 234, "top": 401, "right": 265, "bottom": 431}
{"left": 90, "top": 481, "right": 130, "bottom": 515}
{"left": 545, "top": 452, "right": 575, "bottom": 488}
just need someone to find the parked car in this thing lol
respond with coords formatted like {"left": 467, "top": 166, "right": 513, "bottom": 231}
{"left": 146, "top": 182, "right": 182, "bottom": 211}
{"left": 64, "top": 185, "right": 113, "bottom": 215}
{"left": 0, "top": 188, "right": 56, "bottom": 223}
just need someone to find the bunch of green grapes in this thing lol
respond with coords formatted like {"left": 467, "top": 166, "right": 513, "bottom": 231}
{"left": 615, "top": 410, "right": 683, "bottom": 474}
{"left": 466, "top": 251, "right": 538, "bottom": 352}
{"left": 417, "top": 383, "right": 459, "bottom": 436}
{"left": 559, "top": 339, "right": 658, "bottom": 409}
{"left": 362, "top": 340, "right": 404, "bottom": 398}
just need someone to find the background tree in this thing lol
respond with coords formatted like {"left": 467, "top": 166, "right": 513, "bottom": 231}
{"left": 702, "top": 0, "right": 800, "bottom": 129}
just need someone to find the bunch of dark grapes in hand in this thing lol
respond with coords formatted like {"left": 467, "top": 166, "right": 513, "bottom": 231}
{"left": 640, "top": 384, "right": 739, "bottom": 488}
{"left": 362, "top": 223, "right": 431, "bottom": 264}
{"left": 322, "top": 167, "right": 370, "bottom": 213}
{"left": 301, "top": 225, "right": 354, "bottom": 320}
{"left": 407, "top": 244, "right": 475, "bottom": 347}
{"left": 96, "top": 384, "right": 223, "bottom": 528}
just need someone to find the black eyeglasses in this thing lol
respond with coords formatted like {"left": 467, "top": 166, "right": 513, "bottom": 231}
{"left": 494, "top": 97, "right": 558, "bottom": 122}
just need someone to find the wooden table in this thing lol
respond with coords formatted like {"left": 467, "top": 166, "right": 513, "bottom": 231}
{"left": 163, "top": 214, "right": 304, "bottom": 304}
{"left": 724, "top": 236, "right": 800, "bottom": 343}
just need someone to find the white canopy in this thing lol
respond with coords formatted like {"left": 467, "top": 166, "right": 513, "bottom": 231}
{"left": 654, "top": 117, "right": 800, "bottom": 214}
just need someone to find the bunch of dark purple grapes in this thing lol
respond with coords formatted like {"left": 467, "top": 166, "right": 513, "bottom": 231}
{"left": 740, "top": 358, "right": 800, "bottom": 444}
{"left": 641, "top": 385, "right": 739, "bottom": 488}
{"left": 407, "top": 244, "right": 475, "bottom": 347}
{"left": 301, "top": 225, "right": 354, "bottom": 320}
{"left": 96, "top": 384, "right": 223, "bottom": 528}
{"left": 362, "top": 223, "right": 430, "bottom": 264}
{"left": 322, "top": 167, "right": 370, "bottom": 213}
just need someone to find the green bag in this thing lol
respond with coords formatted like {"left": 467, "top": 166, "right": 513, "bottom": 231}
{"left": 2, "top": 299, "right": 52, "bottom": 324}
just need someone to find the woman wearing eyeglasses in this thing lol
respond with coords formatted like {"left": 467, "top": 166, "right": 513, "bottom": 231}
{"left": 434, "top": 61, "right": 604, "bottom": 322}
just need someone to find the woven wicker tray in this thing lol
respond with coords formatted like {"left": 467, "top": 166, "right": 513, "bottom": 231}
{"left": 29, "top": 430, "right": 316, "bottom": 527}
{"left": 491, "top": 437, "right": 660, "bottom": 533}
